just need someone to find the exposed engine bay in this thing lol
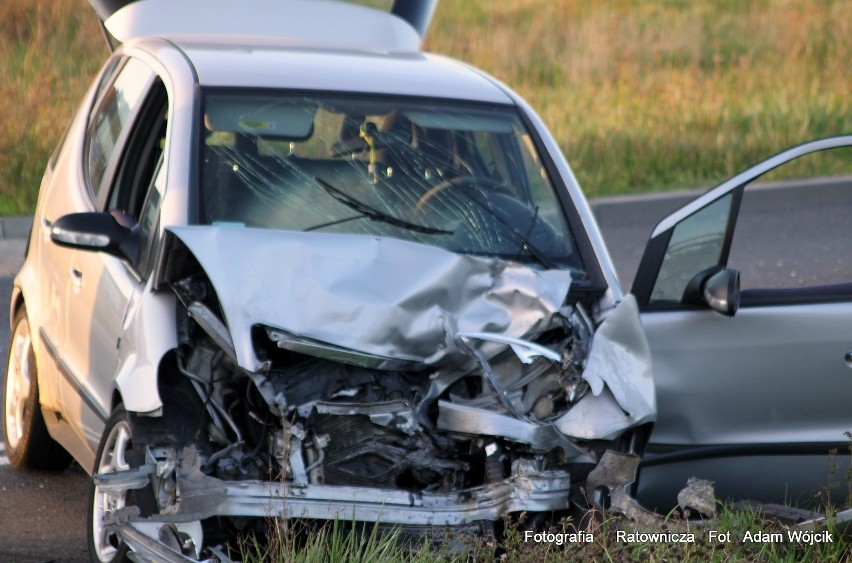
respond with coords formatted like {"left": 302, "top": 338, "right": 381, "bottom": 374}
{"left": 98, "top": 228, "right": 655, "bottom": 560}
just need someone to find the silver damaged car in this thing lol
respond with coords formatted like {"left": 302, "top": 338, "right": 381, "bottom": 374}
{"left": 2, "top": 0, "right": 656, "bottom": 560}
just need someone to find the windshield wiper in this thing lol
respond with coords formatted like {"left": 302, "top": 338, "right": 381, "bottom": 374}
{"left": 303, "top": 214, "right": 365, "bottom": 232}
{"left": 315, "top": 176, "right": 453, "bottom": 236}
{"left": 511, "top": 205, "right": 555, "bottom": 268}
{"left": 459, "top": 187, "right": 557, "bottom": 270}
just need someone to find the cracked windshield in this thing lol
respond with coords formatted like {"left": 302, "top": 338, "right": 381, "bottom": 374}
{"left": 200, "top": 93, "right": 584, "bottom": 272}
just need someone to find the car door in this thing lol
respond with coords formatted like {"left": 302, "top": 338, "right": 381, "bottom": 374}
{"left": 32, "top": 57, "right": 125, "bottom": 414}
{"left": 57, "top": 56, "right": 168, "bottom": 462}
{"left": 631, "top": 136, "right": 852, "bottom": 509}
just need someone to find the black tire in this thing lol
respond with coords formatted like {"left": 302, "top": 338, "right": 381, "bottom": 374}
{"left": 3, "top": 305, "right": 72, "bottom": 470}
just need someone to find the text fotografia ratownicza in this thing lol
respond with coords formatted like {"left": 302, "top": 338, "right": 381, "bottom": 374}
{"left": 524, "top": 529, "right": 835, "bottom": 545}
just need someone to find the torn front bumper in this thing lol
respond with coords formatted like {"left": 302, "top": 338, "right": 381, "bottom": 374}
{"left": 105, "top": 463, "right": 573, "bottom": 561}
{"left": 109, "top": 462, "right": 572, "bottom": 529}
{"left": 222, "top": 472, "right": 572, "bottom": 525}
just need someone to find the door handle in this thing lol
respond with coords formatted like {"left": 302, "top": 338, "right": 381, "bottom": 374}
{"left": 70, "top": 267, "right": 83, "bottom": 289}
{"left": 41, "top": 217, "right": 53, "bottom": 240}
{"left": 845, "top": 350, "right": 852, "bottom": 367}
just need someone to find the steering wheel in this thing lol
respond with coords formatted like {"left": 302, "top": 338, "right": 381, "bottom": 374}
{"left": 414, "top": 175, "right": 509, "bottom": 213}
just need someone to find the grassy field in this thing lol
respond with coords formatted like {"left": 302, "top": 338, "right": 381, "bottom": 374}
{"left": 427, "top": 0, "right": 851, "bottom": 197}
{"left": 0, "top": 0, "right": 849, "bottom": 214}
{"left": 0, "top": 0, "right": 103, "bottom": 214}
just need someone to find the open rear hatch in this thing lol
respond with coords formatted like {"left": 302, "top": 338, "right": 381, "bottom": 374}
{"left": 89, "top": 0, "right": 438, "bottom": 52}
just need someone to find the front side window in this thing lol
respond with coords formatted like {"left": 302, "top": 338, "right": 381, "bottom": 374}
{"left": 86, "top": 58, "right": 155, "bottom": 199}
{"left": 199, "top": 92, "right": 584, "bottom": 273}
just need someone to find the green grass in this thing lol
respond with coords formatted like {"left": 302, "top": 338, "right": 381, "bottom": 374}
{"left": 0, "top": 0, "right": 103, "bottom": 214}
{"left": 239, "top": 506, "right": 851, "bottom": 562}
{"left": 1, "top": 0, "right": 849, "bottom": 213}
{"left": 426, "top": 0, "right": 852, "bottom": 197}
{"left": 238, "top": 434, "right": 851, "bottom": 561}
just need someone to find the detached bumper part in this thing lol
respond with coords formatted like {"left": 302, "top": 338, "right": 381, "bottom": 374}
{"left": 585, "top": 451, "right": 662, "bottom": 529}
{"left": 101, "top": 465, "right": 572, "bottom": 561}
{"left": 221, "top": 471, "right": 572, "bottom": 525}
{"left": 103, "top": 465, "right": 572, "bottom": 527}
{"left": 114, "top": 523, "right": 216, "bottom": 563}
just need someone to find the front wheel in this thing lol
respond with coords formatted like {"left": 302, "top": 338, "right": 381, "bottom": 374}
{"left": 3, "top": 306, "right": 71, "bottom": 470}
{"left": 88, "top": 406, "right": 134, "bottom": 563}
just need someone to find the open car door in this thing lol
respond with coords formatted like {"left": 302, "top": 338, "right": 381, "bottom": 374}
{"left": 632, "top": 135, "right": 852, "bottom": 510}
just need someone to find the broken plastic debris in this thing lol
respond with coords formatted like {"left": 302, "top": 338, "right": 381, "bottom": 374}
{"left": 676, "top": 477, "right": 717, "bottom": 518}
{"left": 585, "top": 450, "right": 665, "bottom": 530}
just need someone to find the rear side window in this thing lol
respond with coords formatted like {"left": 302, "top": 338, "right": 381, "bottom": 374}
{"left": 86, "top": 58, "right": 155, "bottom": 200}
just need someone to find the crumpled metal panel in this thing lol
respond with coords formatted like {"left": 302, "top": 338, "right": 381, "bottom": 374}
{"left": 114, "top": 284, "right": 178, "bottom": 414}
{"left": 552, "top": 388, "right": 635, "bottom": 441}
{"left": 556, "top": 294, "right": 655, "bottom": 437}
{"left": 166, "top": 227, "right": 571, "bottom": 372}
{"left": 436, "top": 400, "right": 595, "bottom": 462}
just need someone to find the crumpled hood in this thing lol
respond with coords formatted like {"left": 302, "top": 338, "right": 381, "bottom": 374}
{"left": 166, "top": 227, "right": 572, "bottom": 372}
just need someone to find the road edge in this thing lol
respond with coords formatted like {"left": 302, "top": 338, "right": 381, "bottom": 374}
{"left": 1, "top": 177, "right": 840, "bottom": 240}
{"left": 0, "top": 217, "right": 32, "bottom": 240}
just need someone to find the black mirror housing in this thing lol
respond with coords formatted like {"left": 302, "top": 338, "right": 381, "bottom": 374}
{"left": 50, "top": 212, "right": 136, "bottom": 261}
{"left": 702, "top": 268, "right": 740, "bottom": 317}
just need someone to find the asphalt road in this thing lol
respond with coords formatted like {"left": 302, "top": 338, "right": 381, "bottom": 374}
{"left": 0, "top": 178, "right": 849, "bottom": 560}
{"left": 0, "top": 239, "right": 91, "bottom": 563}
{"left": 597, "top": 177, "right": 852, "bottom": 292}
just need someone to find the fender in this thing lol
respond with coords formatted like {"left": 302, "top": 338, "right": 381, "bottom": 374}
{"left": 113, "top": 282, "right": 176, "bottom": 414}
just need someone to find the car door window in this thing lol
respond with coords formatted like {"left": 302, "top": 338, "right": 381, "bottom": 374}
{"left": 104, "top": 76, "right": 169, "bottom": 274}
{"left": 107, "top": 79, "right": 167, "bottom": 217}
{"left": 636, "top": 139, "right": 852, "bottom": 309}
{"left": 726, "top": 146, "right": 852, "bottom": 294}
{"left": 86, "top": 58, "right": 156, "bottom": 201}
{"left": 649, "top": 194, "right": 733, "bottom": 303}
{"left": 135, "top": 157, "right": 166, "bottom": 277}
{"left": 89, "top": 56, "right": 123, "bottom": 119}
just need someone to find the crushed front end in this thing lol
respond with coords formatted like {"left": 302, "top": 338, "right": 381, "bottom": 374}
{"left": 94, "top": 229, "right": 655, "bottom": 560}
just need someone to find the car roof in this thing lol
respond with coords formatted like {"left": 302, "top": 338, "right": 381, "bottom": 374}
{"left": 150, "top": 36, "right": 514, "bottom": 104}
{"left": 106, "top": 0, "right": 513, "bottom": 104}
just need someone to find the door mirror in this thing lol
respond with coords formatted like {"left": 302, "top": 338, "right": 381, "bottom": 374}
{"left": 702, "top": 268, "right": 740, "bottom": 317}
{"left": 51, "top": 212, "right": 137, "bottom": 261}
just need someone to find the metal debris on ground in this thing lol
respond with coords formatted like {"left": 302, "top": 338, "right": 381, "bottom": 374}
{"left": 677, "top": 477, "right": 717, "bottom": 518}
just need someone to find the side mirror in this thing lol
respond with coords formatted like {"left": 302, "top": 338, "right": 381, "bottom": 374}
{"left": 50, "top": 212, "right": 137, "bottom": 261}
{"left": 702, "top": 268, "right": 740, "bottom": 317}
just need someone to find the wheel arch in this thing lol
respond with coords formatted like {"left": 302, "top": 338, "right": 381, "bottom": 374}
{"left": 9, "top": 285, "right": 25, "bottom": 330}
{"left": 111, "top": 388, "right": 123, "bottom": 412}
